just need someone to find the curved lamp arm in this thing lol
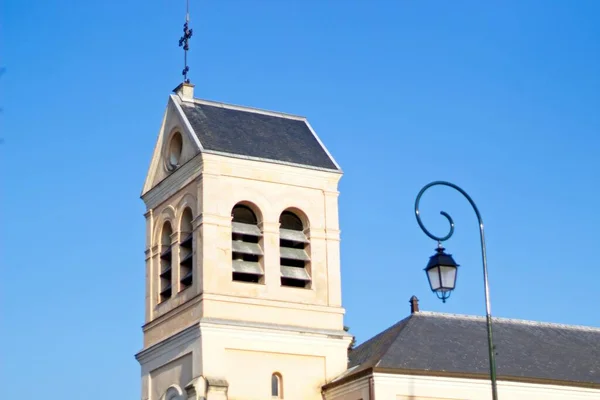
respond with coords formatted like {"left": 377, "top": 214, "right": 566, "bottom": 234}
{"left": 414, "top": 181, "right": 483, "bottom": 243}
{"left": 414, "top": 180, "right": 498, "bottom": 400}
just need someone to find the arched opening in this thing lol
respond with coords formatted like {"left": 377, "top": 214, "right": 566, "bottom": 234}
{"left": 231, "top": 204, "right": 264, "bottom": 283}
{"left": 232, "top": 204, "right": 258, "bottom": 224}
{"left": 279, "top": 210, "right": 311, "bottom": 288}
{"left": 164, "top": 385, "right": 183, "bottom": 400}
{"left": 179, "top": 208, "right": 194, "bottom": 291}
{"left": 271, "top": 373, "right": 282, "bottom": 398}
{"left": 160, "top": 221, "right": 174, "bottom": 302}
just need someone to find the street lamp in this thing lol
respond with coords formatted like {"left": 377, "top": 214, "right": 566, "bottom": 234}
{"left": 425, "top": 245, "right": 459, "bottom": 302}
{"left": 414, "top": 181, "right": 499, "bottom": 400}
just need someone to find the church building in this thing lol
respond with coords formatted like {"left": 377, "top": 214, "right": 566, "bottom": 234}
{"left": 135, "top": 83, "right": 600, "bottom": 400}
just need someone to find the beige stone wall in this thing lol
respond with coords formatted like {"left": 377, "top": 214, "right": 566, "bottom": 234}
{"left": 199, "top": 319, "right": 350, "bottom": 400}
{"left": 150, "top": 354, "right": 193, "bottom": 400}
{"left": 143, "top": 149, "right": 346, "bottom": 339}
{"left": 197, "top": 153, "right": 344, "bottom": 328}
{"left": 225, "top": 349, "right": 325, "bottom": 399}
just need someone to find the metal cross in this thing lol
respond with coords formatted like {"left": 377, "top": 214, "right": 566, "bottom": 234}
{"left": 178, "top": 2, "right": 193, "bottom": 83}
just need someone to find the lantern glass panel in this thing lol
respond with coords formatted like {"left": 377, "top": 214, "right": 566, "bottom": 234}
{"left": 440, "top": 265, "right": 457, "bottom": 289}
{"left": 427, "top": 266, "right": 441, "bottom": 291}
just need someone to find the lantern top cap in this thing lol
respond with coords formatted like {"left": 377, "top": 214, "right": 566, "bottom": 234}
{"left": 425, "top": 246, "right": 460, "bottom": 271}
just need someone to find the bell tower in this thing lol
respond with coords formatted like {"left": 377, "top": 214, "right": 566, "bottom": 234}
{"left": 135, "top": 83, "right": 351, "bottom": 400}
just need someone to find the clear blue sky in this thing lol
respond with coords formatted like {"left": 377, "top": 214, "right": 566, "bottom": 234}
{"left": 2, "top": 1, "right": 599, "bottom": 398}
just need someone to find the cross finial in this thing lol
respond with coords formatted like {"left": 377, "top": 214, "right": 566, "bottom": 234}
{"left": 178, "top": 0, "right": 193, "bottom": 83}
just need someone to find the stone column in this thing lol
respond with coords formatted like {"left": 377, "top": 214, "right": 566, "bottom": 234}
{"left": 260, "top": 221, "right": 280, "bottom": 287}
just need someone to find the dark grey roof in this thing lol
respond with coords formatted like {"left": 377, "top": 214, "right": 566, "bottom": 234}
{"left": 180, "top": 101, "right": 339, "bottom": 171}
{"left": 347, "top": 312, "right": 600, "bottom": 387}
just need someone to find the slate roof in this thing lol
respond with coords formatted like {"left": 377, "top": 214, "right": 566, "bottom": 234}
{"left": 343, "top": 311, "right": 600, "bottom": 387}
{"left": 179, "top": 100, "right": 339, "bottom": 171}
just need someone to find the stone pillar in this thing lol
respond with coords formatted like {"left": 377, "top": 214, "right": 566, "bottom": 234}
{"left": 206, "top": 378, "right": 228, "bottom": 400}
{"left": 145, "top": 209, "right": 154, "bottom": 322}
{"left": 260, "top": 221, "right": 280, "bottom": 287}
{"left": 185, "top": 376, "right": 228, "bottom": 400}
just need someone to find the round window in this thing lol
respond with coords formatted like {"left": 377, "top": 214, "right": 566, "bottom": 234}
{"left": 168, "top": 132, "right": 183, "bottom": 168}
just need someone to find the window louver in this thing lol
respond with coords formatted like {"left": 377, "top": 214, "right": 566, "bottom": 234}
{"left": 279, "top": 211, "right": 311, "bottom": 288}
{"left": 231, "top": 205, "right": 264, "bottom": 283}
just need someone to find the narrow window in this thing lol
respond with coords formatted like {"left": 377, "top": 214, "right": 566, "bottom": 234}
{"left": 159, "top": 222, "right": 173, "bottom": 302}
{"left": 279, "top": 211, "right": 311, "bottom": 288}
{"left": 231, "top": 204, "right": 264, "bottom": 283}
{"left": 271, "top": 373, "right": 282, "bottom": 398}
{"left": 179, "top": 208, "right": 194, "bottom": 291}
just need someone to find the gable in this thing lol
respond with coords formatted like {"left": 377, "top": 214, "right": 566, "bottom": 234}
{"left": 141, "top": 96, "right": 202, "bottom": 195}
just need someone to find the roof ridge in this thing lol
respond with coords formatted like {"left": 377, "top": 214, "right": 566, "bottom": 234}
{"left": 418, "top": 311, "right": 600, "bottom": 333}
{"left": 189, "top": 97, "right": 306, "bottom": 120}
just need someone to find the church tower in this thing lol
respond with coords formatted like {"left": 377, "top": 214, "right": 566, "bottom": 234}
{"left": 135, "top": 83, "right": 351, "bottom": 400}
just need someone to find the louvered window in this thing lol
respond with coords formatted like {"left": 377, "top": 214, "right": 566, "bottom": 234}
{"left": 231, "top": 205, "right": 264, "bottom": 283}
{"left": 159, "top": 222, "right": 173, "bottom": 302}
{"left": 179, "top": 208, "right": 194, "bottom": 291}
{"left": 279, "top": 211, "right": 310, "bottom": 288}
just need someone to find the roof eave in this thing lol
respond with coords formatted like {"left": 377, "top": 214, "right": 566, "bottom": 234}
{"left": 201, "top": 149, "right": 343, "bottom": 174}
{"left": 321, "top": 366, "right": 374, "bottom": 391}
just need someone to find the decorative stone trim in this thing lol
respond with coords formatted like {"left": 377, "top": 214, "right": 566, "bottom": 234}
{"left": 185, "top": 376, "right": 207, "bottom": 400}
{"left": 184, "top": 376, "right": 228, "bottom": 400}
{"left": 151, "top": 245, "right": 161, "bottom": 257}
{"left": 143, "top": 292, "right": 202, "bottom": 332}
{"left": 206, "top": 377, "right": 229, "bottom": 400}
{"left": 170, "top": 231, "right": 179, "bottom": 245}
{"left": 199, "top": 317, "right": 350, "bottom": 341}
{"left": 135, "top": 322, "right": 199, "bottom": 365}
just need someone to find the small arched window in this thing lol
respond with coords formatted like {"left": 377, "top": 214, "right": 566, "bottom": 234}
{"left": 279, "top": 211, "right": 311, "bottom": 288}
{"left": 271, "top": 373, "right": 282, "bottom": 398}
{"left": 231, "top": 204, "right": 264, "bottom": 283}
{"left": 179, "top": 208, "right": 194, "bottom": 291}
{"left": 159, "top": 221, "right": 174, "bottom": 302}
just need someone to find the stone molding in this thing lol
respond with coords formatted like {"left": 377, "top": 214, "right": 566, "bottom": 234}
{"left": 143, "top": 156, "right": 203, "bottom": 210}
{"left": 323, "top": 374, "right": 371, "bottom": 399}
{"left": 144, "top": 293, "right": 202, "bottom": 333}
{"left": 198, "top": 317, "right": 351, "bottom": 343}
{"left": 135, "top": 323, "right": 199, "bottom": 365}
{"left": 200, "top": 292, "right": 346, "bottom": 315}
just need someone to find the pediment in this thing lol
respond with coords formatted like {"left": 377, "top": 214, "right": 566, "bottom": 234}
{"left": 141, "top": 95, "right": 202, "bottom": 196}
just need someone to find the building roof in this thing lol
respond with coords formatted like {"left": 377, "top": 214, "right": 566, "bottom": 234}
{"left": 344, "top": 311, "right": 600, "bottom": 388}
{"left": 179, "top": 99, "right": 339, "bottom": 171}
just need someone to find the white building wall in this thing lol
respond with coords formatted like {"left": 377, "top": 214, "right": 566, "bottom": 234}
{"left": 326, "top": 372, "right": 600, "bottom": 400}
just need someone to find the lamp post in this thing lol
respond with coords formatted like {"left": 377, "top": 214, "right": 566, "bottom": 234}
{"left": 414, "top": 181, "right": 498, "bottom": 400}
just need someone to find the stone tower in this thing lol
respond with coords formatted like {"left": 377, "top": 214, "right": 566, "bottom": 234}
{"left": 135, "top": 83, "right": 351, "bottom": 400}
